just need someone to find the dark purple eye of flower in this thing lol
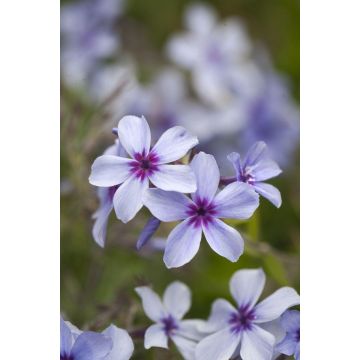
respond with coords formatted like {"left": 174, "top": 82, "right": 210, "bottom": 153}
{"left": 130, "top": 152, "right": 160, "bottom": 180}
{"left": 196, "top": 207, "right": 207, "bottom": 216}
{"left": 186, "top": 198, "right": 217, "bottom": 228}
{"left": 229, "top": 305, "right": 256, "bottom": 334}
{"left": 60, "top": 353, "right": 74, "bottom": 360}
{"left": 239, "top": 170, "right": 254, "bottom": 184}
{"left": 161, "top": 315, "right": 178, "bottom": 336}
{"left": 140, "top": 159, "right": 151, "bottom": 170}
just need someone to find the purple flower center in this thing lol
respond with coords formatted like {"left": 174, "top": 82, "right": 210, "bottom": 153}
{"left": 239, "top": 168, "right": 255, "bottom": 185}
{"left": 129, "top": 151, "right": 159, "bottom": 181}
{"left": 186, "top": 198, "right": 217, "bottom": 228}
{"left": 161, "top": 315, "right": 178, "bottom": 337}
{"left": 229, "top": 305, "right": 256, "bottom": 334}
{"left": 60, "top": 353, "right": 74, "bottom": 360}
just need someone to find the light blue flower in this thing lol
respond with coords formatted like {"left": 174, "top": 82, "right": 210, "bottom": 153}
{"left": 143, "top": 152, "right": 259, "bottom": 268}
{"left": 135, "top": 282, "right": 206, "bottom": 360}
{"left": 195, "top": 269, "right": 300, "bottom": 360}
{"left": 89, "top": 115, "right": 198, "bottom": 223}
{"left": 228, "top": 141, "right": 282, "bottom": 208}
{"left": 276, "top": 310, "right": 300, "bottom": 360}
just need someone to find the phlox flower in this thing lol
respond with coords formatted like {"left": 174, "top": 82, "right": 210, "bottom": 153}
{"left": 228, "top": 141, "right": 282, "bottom": 208}
{"left": 143, "top": 152, "right": 259, "bottom": 268}
{"left": 89, "top": 115, "right": 198, "bottom": 223}
{"left": 195, "top": 268, "right": 300, "bottom": 360}
{"left": 60, "top": 316, "right": 134, "bottom": 360}
{"left": 135, "top": 282, "right": 205, "bottom": 360}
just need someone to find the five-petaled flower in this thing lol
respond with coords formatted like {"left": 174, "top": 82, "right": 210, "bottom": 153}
{"left": 143, "top": 152, "right": 259, "bottom": 268}
{"left": 228, "top": 141, "right": 282, "bottom": 208}
{"left": 89, "top": 115, "right": 199, "bottom": 223}
{"left": 60, "top": 316, "right": 134, "bottom": 360}
{"left": 135, "top": 282, "right": 205, "bottom": 360}
{"left": 276, "top": 310, "right": 300, "bottom": 360}
{"left": 195, "top": 268, "right": 300, "bottom": 360}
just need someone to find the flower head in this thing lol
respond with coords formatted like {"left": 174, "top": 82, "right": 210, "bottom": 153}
{"left": 135, "top": 282, "right": 205, "bottom": 360}
{"left": 195, "top": 268, "right": 300, "bottom": 360}
{"left": 228, "top": 141, "right": 282, "bottom": 208}
{"left": 89, "top": 115, "right": 198, "bottom": 223}
{"left": 143, "top": 152, "right": 259, "bottom": 268}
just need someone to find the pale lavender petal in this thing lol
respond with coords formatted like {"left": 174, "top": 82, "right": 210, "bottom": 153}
{"left": 177, "top": 319, "right": 208, "bottom": 341}
{"left": 295, "top": 343, "right": 300, "bottom": 360}
{"left": 166, "top": 34, "right": 199, "bottom": 69}
{"left": 164, "top": 219, "right": 202, "bottom": 268}
{"left": 103, "top": 139, "right": 126, "bottom": 157}
{"left": 71, "top": 331, "right": 112, "bottom": 360}
{"left": 144, "top": 324, "right": 168, "bottom": 349}
{"left": 185, "top": 3, "right": 217, "bottom": 35}
{"left": 281, "top": 310, "right": 300, "bottom": 333}
{"left": 190, "top": 152, "right": 220, "bottom": 202}
{"left": 277, "top": 336, "right": 297, "bottom": 356}
{"left": 113, "top": 176, "right": 149, "bottom": 223}
{"left": 103, "top": 325, "right": 134, "bottom": 360}
{"left": 240, "top": 325, "right": 275, "bottom": 360}
{"left": 61, "top": 316, "right": 74, "bottom": 356}
{"left": 205, "top": 299, "right": 236, "bottom": 332}
{"left": 163, "top": 281, "right": 191, "bottom": 319}
{"left": 253, "top": 182, "right": 282, "bottom": 208}
{"left": 230, "top": 268, "right": 266, "bottom": 309}
{"left": 151, "top": 126, "right": 198, "bottom": 164}
{"left": 202, "top": 218, "right": 244, "bottom": 262}
{"left": 135, "top": 286, "right": 166, "bottom": 322}
{"left": 92, "top": 198, "right": 113, "bottom": 248}
{"left": 195, "top": 328, "right": 240, "bottom": 360}
{"left": 213, "top": 182, "right": 259, "bottom": 219}
{"left": 227, "top": 152, "right": 242, "bottom": 180}
{"left": 117, "top": 115, "right": 151, "bottom": 158}
{"left": 136, "top": 217, "right": 161, "bottom": 250}
{"left": 254, "top": 287, "right": 300, "bottom": 323}
{"left": 149, "top": 165, "right": 196, "bottom": 193}
{"left": 89, "top": 155, "right": 132, "bottom": 187}
{"left": 171, "top": 334, "right": 197, "bottom": 360}
{"left": 143, "top": 189, "right": 192, "bottom": 222}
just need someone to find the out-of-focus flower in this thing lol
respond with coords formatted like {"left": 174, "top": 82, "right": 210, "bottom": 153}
{"left": 276, "top": 310, "right": 300, "bottom": 360}
{"left": 195, "top": 268, "right": 300, "bottom": 360}
{"left": 60, "top": 316, "right": 134, "bottom": 360}
{"left": 143, "top": 152, "right": 259, "bottom": 268}
{"left": 135, "top": 282, "right": 205, "bottom": 360}
{"left": 228, "top": 141, "right": 282, "bottom": 208}
{"left": 89, "top": 116, "right": 198, "bottom": 223}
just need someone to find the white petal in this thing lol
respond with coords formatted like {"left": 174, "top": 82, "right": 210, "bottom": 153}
{"left": 240, "top": 325, "right": 276, "bottom": 360}
{"left": 177, "top": 319, "right": 208, "bottom": 341}
{"left": 166, "top": 34, "right": 199, "bottom": 69}
{"left": 117, "top": 115, "right": 151, "bottom": 158}
{"left": 144, "top": 324, "right": 168, "bottom": 349}
{"left": 113, "top": 176, "right": 148, "bottom": 223}
{"left": 163, "top": 281, "right": 191, "bottom": 319}
{"left": 135, "top": 286, "right": 166, "bottom": 322}
{"left": 205, "top": 299, "right": 236, "bottom": 332}
{"left": 143, "top": 188, "right": 192, "bottom": 222}
{"left": 151, "top": 126, "right": 198, "bottom": 164}
{"left": 213, "top": 182, "right": 259, "bottom": 219}
{"left": 202, "top": 218, "right": 244, "bottom": 262}
{"left": 164, "top": 219, "right": 202, "bottom": 268}
{"left": 103, "top": 325, "right": 134, "bottom": 360}
{"left": 195, "top": 328, "right": 240, "bottom": 360}
{"left": 190, "top": 152, "right": 220, "bottom": 202}
{"left": 230, "top": 268, "right": 266, "bottom": 309}
{"left": 89, "top": 155, "right": 132, "bottom": 187}
{"left": 253, "top": 182, "right": 282, "bottom": 208}
{"left": 254, "top": 287, "right": 300, "bottom": 323}
{"left": 149, "top": 165, "right": 196, "bottom": 193}
{"left": 185, "top": 3, "right": 217, "bottom": 35}
{"left": 171, "top": 334, "right": 197, "bottom": 360}
{"left": 61, "top": 316, "right": 75, "bottom": 355}
{"left": 92, "top": 197, "right": 113, "bottom": 248}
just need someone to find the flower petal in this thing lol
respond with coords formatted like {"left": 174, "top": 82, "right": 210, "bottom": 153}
{"left": 280, "top": 310, "right": 300, "bottom": 333}
{"left": 202, "top": 218, "right": 244, "bottom": 262}
{"left": 213, "top": 182, "right": 259, "bottom": 219}
{"left": 151, "top": 126, "right": 198, "bottom": 164}
{"left": 254, "top": 287, "right": 300, "bottom": 323}
{"left": 117, "top": 115, "right": 151, "bottom": 158}
{"left": 71, "top": 331, "right": 112, "bottom": 360}
{"left": 135, "top": 286, "right": 166, "bottom": 322}
{"left": 89, "top": 155, "right": 132, "bottom": 187}
{"left": 92, "top": 196, "right": 113, "bottom": 248}
{"left": 276, "top": 335, "right": 297, "bottom": 356}
{"left": 195, "top": 328, "right": 240, "bottom": 360}
{"left": 253, "top": 182, "right": 282, "bottom": 208}
{"left": 163, "top": 281, "right": 191, "bottom": 319}
{"left": 144, "top": 324, "right": 168, "bottom": 349}
{"left": 164, "top": 219, "right": 202, "bottom": 268}
{"left": 113, "top": 176, "right": 148, "bottom": 223}
{"left": 230, "top": 268, "right": 266, "bottom": 309}
{"left": 171, "top": 334, "right": 197, "bottom": 360}
{"left": 166, "top": 34, "right": 199, "bottom": 69}
{"left": 177, "top": 319, "right": 208, "bottom": 341}
{"left": 61, "top": 316, "right": 74, "bottom": 356}
{"left": 205, "top": 299, "right": 236, "bottom": 332}
{"left": 227, "top": 152, "right": 242, "bottom": 180}
{"left": 149, "top": 165, "right": 196, "bottom": 193}
{"left": 136, "top": 216, "right": 161, "bottom": 250}
{"left": 102, "top": 325, "right": 134, "bottom": 360}
{"left": 143, "top": 189, "right": 193, "bottom": 222}
{"left": 240, "top": 325, "right": 275, "bottom": 360}
{"left": 190, "top": 152, "right": 220, "bottom": 202}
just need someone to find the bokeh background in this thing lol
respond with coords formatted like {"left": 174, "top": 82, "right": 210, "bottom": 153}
{"left": 61, "top": 0, "right": 299, "bottom": 358}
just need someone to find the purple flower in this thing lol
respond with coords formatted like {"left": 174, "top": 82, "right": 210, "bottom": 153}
{"left": 276, "top": 310, "right": 300, "bottom": 360}
{"left": 143, "top": 152, "right": 259, "bottom": 268}
{"left": 135, "top": 282, "right": 205, "bottom": 360}
{"left": 60, "top": 316, "right": 134, "bottom": 360}
{"left": 195, "top": 269, "right": 300, "bottom": 360}
{"left": 89, "top": 115, "right": 198, "bottom": 223}
{"left": 228, "top": 141, "right": 282, "bottom": 208}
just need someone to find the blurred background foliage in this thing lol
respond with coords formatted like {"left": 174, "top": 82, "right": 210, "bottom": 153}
{"left": 61, "top": 0, "right": 299, "bottom": 358}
